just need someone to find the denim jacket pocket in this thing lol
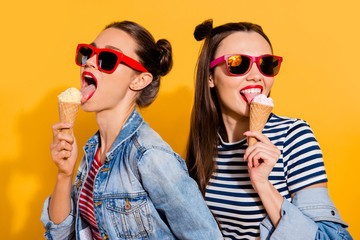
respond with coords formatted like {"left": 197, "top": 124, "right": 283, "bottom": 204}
{"left": 106, "top": 196, "right": 153, "bottom": 239}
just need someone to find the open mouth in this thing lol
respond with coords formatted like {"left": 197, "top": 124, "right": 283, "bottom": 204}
{"left": 240, "top": 85, "right": 263, "bottom": 104}
{"left": 80, "top": 72, "right": 97, "bottom": 104}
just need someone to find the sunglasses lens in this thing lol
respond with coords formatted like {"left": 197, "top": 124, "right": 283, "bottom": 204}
{"left": 227, "top": 55, "right": 251, "bottom": 75}
{"left": 260, "top": 56, "right": 280, "bottom": 76}
{"left": 98, "top": 51, "right": 118, "bottom": 72}
{"left": 76, "top": 46, "right": 93, "bottom": 65}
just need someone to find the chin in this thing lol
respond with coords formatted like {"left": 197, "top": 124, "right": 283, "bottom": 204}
{"left": 80, "top": 103, "right": 95, "bottom": 113}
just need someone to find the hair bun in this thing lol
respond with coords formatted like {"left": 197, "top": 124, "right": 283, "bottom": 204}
{"left": 156, "top": 39, "right": 173, "bottom": 76}
{"left": 194, "top": 19, "right": 213, "bottom": 41}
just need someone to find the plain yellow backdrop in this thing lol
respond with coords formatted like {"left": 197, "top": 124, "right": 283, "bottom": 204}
{"left": 1, "top": 0, "right": 359, "bottom": 239}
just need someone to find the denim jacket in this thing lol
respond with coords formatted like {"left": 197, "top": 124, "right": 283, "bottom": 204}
{"left": 259, "top": 188, "right": 352, "bottom": 240}
{"left": 41, "top": 108, "right": 223, "bottom": 240}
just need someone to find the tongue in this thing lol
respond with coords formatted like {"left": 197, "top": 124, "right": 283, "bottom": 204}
{"left": 80, "top": 84, "right": 96, "bottom": 104}
{"left": 243, "top": 92, "right": 261, "bottom": 104}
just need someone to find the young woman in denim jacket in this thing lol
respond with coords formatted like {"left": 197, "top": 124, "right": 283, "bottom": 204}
{"left": 186, "top": 19, "right": 352, "bottom": 240}
{"left": 41, "top": 21, "right": 222, "bottom": 240}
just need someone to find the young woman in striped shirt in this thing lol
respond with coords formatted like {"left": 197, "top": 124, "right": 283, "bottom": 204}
{"left": 186, "top": 19, "right": 352, "bottom": 239}
{"left": 41, "top": 21, "right": 222, "bottom": 240}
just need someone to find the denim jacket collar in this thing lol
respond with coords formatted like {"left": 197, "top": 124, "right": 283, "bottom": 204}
{"left": 83, "top": 108, "right": 144, "bottom": 163}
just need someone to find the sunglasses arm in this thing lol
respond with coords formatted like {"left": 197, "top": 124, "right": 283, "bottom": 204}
{"left": 210, "top": 56, "right": 225, "bottom": 69}
{"left": 122, "top": 55, "right": 148, "bottom": 73}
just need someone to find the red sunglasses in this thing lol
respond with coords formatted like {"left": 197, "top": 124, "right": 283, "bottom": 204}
{"left": 75, "top": 44, "right": 148, "bottom": 74}
{"left": 210, "top": 54, "right": 283, "bottom": 77}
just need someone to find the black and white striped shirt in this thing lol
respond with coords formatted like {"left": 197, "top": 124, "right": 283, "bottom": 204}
{"left": 205, "top": 113, "right": 328, "bottom": 239}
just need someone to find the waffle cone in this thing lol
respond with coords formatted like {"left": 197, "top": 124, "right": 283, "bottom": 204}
{"left": 58, "top": 101, "right": 80, "bottom": 135}
{"left": 248, "top": 102, "right": 273, "bottom": 146}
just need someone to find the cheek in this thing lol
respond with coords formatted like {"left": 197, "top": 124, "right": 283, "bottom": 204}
{"left": 263, "top": 77, "right": 274, "bottom": 94}
{"left": 214, "top": 77, "right": 244, "bottom": 107}
{"left": 108, "top": 69, "right": 133, "bottom": 86}
{"left": 213, "top": 68, "right": 239, "bottom": 90}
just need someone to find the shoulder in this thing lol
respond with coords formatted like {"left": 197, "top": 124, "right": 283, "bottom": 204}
{"left": 132, "top": 122, "right": 181, "bottom": 159}
{"left": 266, "top": 113, "right": 314, "bottom": 137}
{"left": 267, "top": 113, "right": 306, "bottom": 128}
{"left": 133, "top": 122, "right": 186, "bottom": 168}
{"left": 134, "top": 122, "right": 172, "bottom": 151}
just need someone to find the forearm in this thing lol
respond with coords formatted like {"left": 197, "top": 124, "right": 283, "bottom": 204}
{"left": 49, "top": 173, "right": 73, "bottom": 224}
{"left": 254, "top": 180, "right": 283, "bottom": 227}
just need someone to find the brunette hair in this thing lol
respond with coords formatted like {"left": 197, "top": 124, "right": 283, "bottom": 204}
{"left": 186, "top": 19, "right": 273, "bottom": 195}
{"left": 105, "top": 21, "right": 173, "bottom": 107}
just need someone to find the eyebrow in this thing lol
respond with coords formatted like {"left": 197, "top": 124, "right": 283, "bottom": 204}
{"left": 90, "top": 42, "right": 123, "bottom": 53}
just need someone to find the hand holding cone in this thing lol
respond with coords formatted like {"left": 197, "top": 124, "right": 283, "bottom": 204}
{"left": 248, "top": 94, "right": 274, "bottom": 146}
{"left": 58, "top": 87, "right": 82, "bottom": 135}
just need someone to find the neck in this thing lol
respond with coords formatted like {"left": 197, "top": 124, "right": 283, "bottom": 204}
{"left": 96, "top": 102, "right": 136, "bottom": 163}
{"left": 221, "top": 112, "right": 249, "bottom": 143}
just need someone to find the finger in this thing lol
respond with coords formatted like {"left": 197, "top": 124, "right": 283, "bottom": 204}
{"left": 248, "top": 158, "right": 253, "bottom": 168}
{"left": 52, "top": 150, "right": 70, "bottom": 163}
{"left": 52, "top": 122, "right": 72, "bottom": 134}
{"left": 58, "top": 140, "right": 73, "bottom": 152}
{"left": 251, "top": 142, "right": 281, "bottom": 161}
{"left": 51, "top": 139, "right": 73, "bottom": 159}
{"left": 52, "top": 130, "right": 74, "bottom": 147}
{"left": 252, "top": 153, "right": 265, "bottom": 167}
{"left": 59, "top": 149, "right": 72, "bottom": 159}
{"left": 52, "top": 122, "right": 73, "bottom": 139}
{"left": 246, "top": 146, "right": 272, "bottom": 164}
{"left": 244, "top": 131, "right": 271, "bottom": 144}
{"left": 244, "top": 140, "right": 279, "bottom": 161}
{"left": 244, "top": 142, "right": 261, "bottom": 160}
{"left": 52, "top": 134, "right": 74, "bottom": 147}
{"left": 57, "top": 132, "right": 74, "bottom": 145}
{"left": 244, "top": 142, "right": 262, "bottom": 161}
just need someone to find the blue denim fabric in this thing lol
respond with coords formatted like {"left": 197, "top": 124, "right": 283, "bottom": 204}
{"left": 259, "top": 188, "right": 352, "bottom": 240}
{"left": 41, "top": 108, "right": 222, "bottom": 240}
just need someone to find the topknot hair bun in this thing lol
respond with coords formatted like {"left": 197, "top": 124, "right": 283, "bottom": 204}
{"left": 156, "top": 39, "right": 173, "bottom": 76}
{"left": 194, "top": 19, "right": 213, "bottom": 41}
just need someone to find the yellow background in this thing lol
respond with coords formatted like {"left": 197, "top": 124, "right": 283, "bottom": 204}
{"left": 1, "top": 0, "right": 359, "bottom": 239}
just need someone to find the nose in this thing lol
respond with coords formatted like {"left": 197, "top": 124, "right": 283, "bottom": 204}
{"left": 245, "top": 62, "right": 263, "bottom": 82}
{"left": 85, "top": 53, "right": 97, "bottom": 69}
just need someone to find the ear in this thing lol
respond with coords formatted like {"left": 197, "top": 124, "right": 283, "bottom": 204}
{"left": 130, "top": 72, "right": 153, "bottom": 91}
{"left": 209, "top": 74, "right": 215, "bottom": 88}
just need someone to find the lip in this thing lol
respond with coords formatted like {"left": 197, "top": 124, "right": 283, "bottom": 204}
{"left": 240, "top": 85, "right": 263, "bottom": 91}
{"left": 239, "top": 85, "right": 263, "bottom": 102}
{"left": 81, "top": 71, "right": 98, "bottom": 103}
{"left": 82, "top": 71, "right": 98, "bottom": 88}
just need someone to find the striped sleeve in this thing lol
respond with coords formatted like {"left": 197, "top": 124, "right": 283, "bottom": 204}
{"left": 283, "top": 119, "right": 327, "bottom": 195}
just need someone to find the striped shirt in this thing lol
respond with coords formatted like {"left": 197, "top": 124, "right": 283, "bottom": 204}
{"left": 79, "top": 149, "right": 102, "bottom": 240}
{"left": 205, "top": 114, "right": 328, "bottom": 239}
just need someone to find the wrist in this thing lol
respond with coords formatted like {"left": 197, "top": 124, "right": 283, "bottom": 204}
{"left": 252, "top": 179, "right": 272, "bottom": 193}
{"left": 57, "top": 171, "right": 74, "bottom": 182}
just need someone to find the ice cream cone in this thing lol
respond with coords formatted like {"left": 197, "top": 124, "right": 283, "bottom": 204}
{"left": 248, "top": 102, "right": 273, "bottom": 146}
{"left": 58, "top": 101, "right": 80, "bottom": 135}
